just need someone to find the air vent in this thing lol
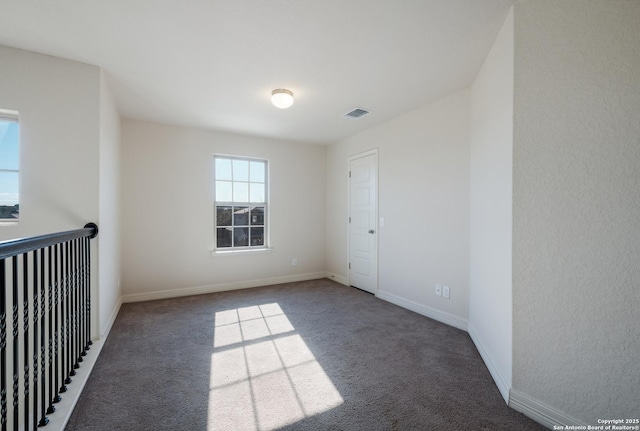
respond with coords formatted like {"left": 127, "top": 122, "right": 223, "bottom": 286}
{"left": 343, "top": 108, "right": 371, "bottom": 119}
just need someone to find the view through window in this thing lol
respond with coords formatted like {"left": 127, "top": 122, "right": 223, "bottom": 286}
{"left": 214, "top": 156, "right": 267, "bottom": 250}
{"left": 0, "top": 110, "right": 19, "bottom": 220}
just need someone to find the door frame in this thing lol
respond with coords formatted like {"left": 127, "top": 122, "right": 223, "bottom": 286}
{"left": 347, "top": 148, "right": 379, "bottom": 294}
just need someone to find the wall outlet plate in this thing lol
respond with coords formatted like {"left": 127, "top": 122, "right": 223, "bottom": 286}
{"left": 443, "top": 285, "right": 450, "bottom": 299}
{"left": 435, "top": 284, "right": 442, "bottom": 296}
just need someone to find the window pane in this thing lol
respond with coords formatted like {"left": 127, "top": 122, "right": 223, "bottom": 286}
{"left": 217, "top": 227, "right": 232, "bottom": 248}
{"left": 216, "top": 181, "right": 232, "bottom": 202}
{"left": 234, "top": 206, "right": 249, "bottom": 226}
{"left": 249, "top": 161, "right": 265, "bottom": 183}
{"left": 0, "top": 171, "right": 19, "bottom": 219}
{"left": 233, "top": 182, "right": 248, "bottom": 202}
{"left": 250, "top": 207, "right": 264, "bottom": 225}
{"left": 213, "top": 156, "right": 268, "bottom": 249}
{"left": 249, "top": 183, "right": 265, "bottom": 203}
{"left": 232, "top": 159, "right": 249, "bottom": 181}
{"left": 250, "top": 227, "right": 264, "bottom": 246}
{"left": 215, "top": 158, "right": 232, "bottom": 180}
{"left": 216, "top": 206, "right": 232, "bottom": 226}
{"left": 234, "top": 227, "right": 249, "bottom": 247}
{"left": 0, "top": 119, "right": 19, "bottom": 170}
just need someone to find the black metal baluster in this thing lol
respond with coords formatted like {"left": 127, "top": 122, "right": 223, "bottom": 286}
{"left": 52, "top": 244, "right": 62, "bottom": 402}
{"left": 85, "top": 238, "right": 92, "bottom": 351}
{"left": 78, "top": 239, "right": 86, "bottom": 360}
{"left": 66, "top": 241, "right": 75, "bottom": 380}
{"left": 46, "top": 245, "right": 55, "bottom": 416}
{"left": 77, "top": 239, "right": 83, "bottom": 364}
{"left": 68, "top": 241, "right": 73, "bottom": 377}
{"left": 1, "top": 259, "right": 7, "bottom": 431}
{"left": 68, "top": 241, "right": 75, "bottom": 375}
{"left": 11, "top": 256, "right": 18, "bottom": 431}
{"left": 64, "top": 242, "right": 73, "bottom": 385}
{"left": 72, "top": 240, "right": 79, "bottom": 371}
{"left": 38, "top": 248, "right": 48, "bottom": 428}
{"left": 60, "top": 243, "right": 65, "bottom": 392}
{"left": 23, "top": 253, "right": 30, "bottom": 431}
{"left": 32, "top": 251, "right": 39, "bottom": 430}
{"left": 77, "top": 241, "right": 83, "bottom": 360}
{"left": 59, "top": 243, "right": 67, "bottom": 394}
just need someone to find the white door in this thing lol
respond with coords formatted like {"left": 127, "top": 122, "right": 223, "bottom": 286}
{"left": 349, "top": 151, "right": 378, "bottom": 294}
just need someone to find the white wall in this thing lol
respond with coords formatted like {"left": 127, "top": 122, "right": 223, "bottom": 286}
{"left": 0, "top": 45, "right": 104, "bottom": 338}
{"left": 0, "top": 45, "right": 100, "bottom": 238}
{"left": 0, "top": 45, "right": 122, "bottom": 340}
{"left": 468, "top": 9, "right": 513, "bottom": 403}
{"left": 120, "top": 119, "right": 326, "bottom": 300}
{"left": 326, "top": 90, "right": 470, "bottom": 327}
{"left": 98, "top": 71, "right": 122, "bottom": 337}
{"left": 512, "top": 0, "right": 640, "bottom": 424}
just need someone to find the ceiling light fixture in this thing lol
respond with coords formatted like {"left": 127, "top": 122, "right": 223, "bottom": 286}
{"left": 271, "top": 89, "right": 294, "bottom": 109}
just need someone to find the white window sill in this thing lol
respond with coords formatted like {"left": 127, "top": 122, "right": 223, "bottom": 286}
{"left": 210, "top": 247, "right": 273, "bottom": 257}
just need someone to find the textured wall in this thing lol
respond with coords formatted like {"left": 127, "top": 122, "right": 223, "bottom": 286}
{"left": 468, "top": 9, "right": 513, "bottom": 402}
{"left": 513, "top": 0, "right": 640, "bottom": 422}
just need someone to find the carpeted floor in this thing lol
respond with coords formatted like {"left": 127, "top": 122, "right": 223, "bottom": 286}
{"left": 66, "top": 279, "right": 545, "bottom": 431}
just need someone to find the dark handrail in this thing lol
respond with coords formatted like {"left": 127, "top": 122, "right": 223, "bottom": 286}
{"left": 0, "top": 223, "right": 98, "bottom": 260}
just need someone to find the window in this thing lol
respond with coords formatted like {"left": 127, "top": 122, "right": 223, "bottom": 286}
{"left": 214, "top": 156, "right": 267, "bottom": 250}
{"left": 0, "top": 110, "right": 19, "bottom": 221}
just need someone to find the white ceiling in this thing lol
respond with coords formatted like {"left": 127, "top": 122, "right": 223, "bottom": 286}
{"left": 0, "top": 0, "right": 515, "bottom": 144}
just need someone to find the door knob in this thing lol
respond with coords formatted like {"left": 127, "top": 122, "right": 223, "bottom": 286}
{"left": 368, "top": 229, "right": 375, "bottom": 234}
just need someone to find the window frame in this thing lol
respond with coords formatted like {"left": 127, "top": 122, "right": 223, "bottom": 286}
{"left": 213, "top": 155, "right": 269, "bottom": 252}
{"left": 0, "top": 109, "right": 20, "bottom": 223}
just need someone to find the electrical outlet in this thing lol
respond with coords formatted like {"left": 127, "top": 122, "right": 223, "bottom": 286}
{"left": 292, "top": 258, "right": 298, "bottom": 267}
{"left": 435, "top": 284, "right": 442, "bottom": 296}
{"left": 442, "top": 285, "right": 450, "bottom": 299}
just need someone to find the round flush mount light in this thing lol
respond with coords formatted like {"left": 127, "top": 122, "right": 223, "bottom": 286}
{"left": 271, "top": 89, "right": 294, "bottom": 109}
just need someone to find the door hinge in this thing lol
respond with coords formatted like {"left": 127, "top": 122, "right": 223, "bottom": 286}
{"left": 349, "top": 217, "right": 351, "bottom": 223}
{"left": 348, "top": 262, "right": 351, "bottom": 269}
{"left": 349, "top": 171, "right": 351, "bottom": 178}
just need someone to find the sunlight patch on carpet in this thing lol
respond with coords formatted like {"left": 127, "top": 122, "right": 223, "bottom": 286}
{"left": 208, "top": 303, "right": 344, "bottom": 430}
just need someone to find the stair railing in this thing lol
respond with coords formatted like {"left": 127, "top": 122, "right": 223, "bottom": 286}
{"left": 0, "top": 223, "right": 98, "bottom": 430}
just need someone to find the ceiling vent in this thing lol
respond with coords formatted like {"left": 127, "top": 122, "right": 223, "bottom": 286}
{"left": 343, "top": 108, "right": 371, "bottom": 119}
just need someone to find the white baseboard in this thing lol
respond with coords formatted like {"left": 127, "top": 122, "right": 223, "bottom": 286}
{"left": 50, "top": 295, "right": 122, "bottom": 431}
{"left": 375, "top": 289, "right": 468, "bottom": 331}
{"left": 122, "top": 271, "right": 328, "bottom": 303}
{"left": 509, "top": 389, "right": 586, "bottom": 429}
{"left": 325, "top": 272, "right": 349, "bottom": 286}
{"left": 101, "top": 296, "right": 122, "bottom": 339}
{"left": 468, "top": 324, "right": 511, "bottom": 404}
{"left": 46, "top": 338, "right": 106, "bottom": 431}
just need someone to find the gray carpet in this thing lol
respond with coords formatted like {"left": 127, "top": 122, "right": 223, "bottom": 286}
{"left": 66, "top": 279, "right": 544, "bottom": 430}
